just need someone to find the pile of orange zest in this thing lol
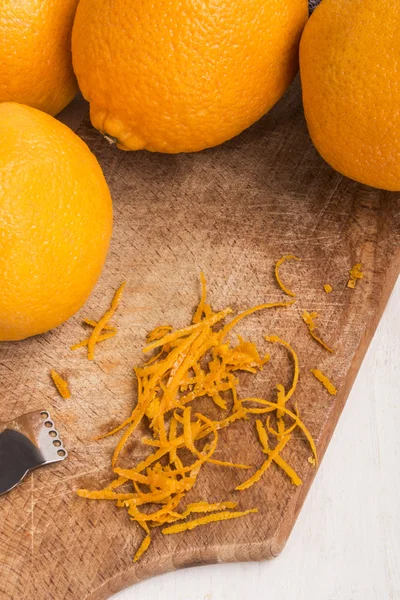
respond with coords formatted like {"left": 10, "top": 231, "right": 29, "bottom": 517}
{"left": 71, "top": 282, "right": 126, "bottom": 360}
{"left": 77, "top": 274, "right": 316, "bottom": 562}
{"left": 302, "top": 311, "right": 333, "bottom": 353}
{"left": 323, "top": 284, "right": 333, "bottom": 294}
{"left": 347, "top": 263, "right": 363, "bottom": 289}
{"left": 161, "top": 509, "right": 258, "bottom": 535}
{"left": 274, "top": 255, "right": 301, "bottom": 298}
{"left": 50, "top": 369, "right": 71, "bottom": 399}
{"left": 311, "top": 369, "right": 337, "bottom": 396}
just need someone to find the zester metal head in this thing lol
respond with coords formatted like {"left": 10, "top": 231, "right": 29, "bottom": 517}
{"left": 0, "top": 410, "right": 68, "bottom": 495}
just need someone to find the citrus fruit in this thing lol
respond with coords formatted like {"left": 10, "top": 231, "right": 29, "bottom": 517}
{"left": 72, "top": 0, "right": 308, "bottom": 153}
{"left": 0, "top": 103, "right": 113, "bottom": 342}
{"left": 0, "top": 0, "right": 79, "bottom": 116}
{"left": 300, "top": 0, "right": 400, "bottom": 191}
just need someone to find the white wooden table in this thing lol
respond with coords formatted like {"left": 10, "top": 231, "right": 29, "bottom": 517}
{"left": 112, "top": 278, "right": 400, "bottom": 600}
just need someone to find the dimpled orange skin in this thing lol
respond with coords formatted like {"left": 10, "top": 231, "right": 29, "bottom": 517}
{"left": 0, "top": 103, "right": 113, "bottom": 342}
{"left": 72, "top": 0, "right": 308, "bottom": 153}
{"left": 300, "top": 0, "right": 400, "bottom": 191}
{"left": 0, "top": 0, "right": 79, "bottom": 116}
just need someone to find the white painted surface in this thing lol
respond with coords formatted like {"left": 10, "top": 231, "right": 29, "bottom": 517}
{"left": 113, "top": 279, "right": 400, "bottom": 600}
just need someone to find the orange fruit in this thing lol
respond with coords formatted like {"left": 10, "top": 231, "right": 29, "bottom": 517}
{"left": 300, "top": 0, "right": 400, "bottom": 191}
{"left": 0, "top": 103, "right": 113, "bottom": 342}
{"left": 72, "top": 0, "right": 308, "bottom": 153}
{"left": 0, "top": 0, "right": 79, "bottom": 116}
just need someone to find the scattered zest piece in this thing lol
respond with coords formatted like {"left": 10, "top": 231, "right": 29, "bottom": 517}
{"left": 264, "top": 335, "right": 299, "bottom": 440}
{"left": 274, "top": 255, "right": 301, "bottom": 298}
{"left": 236, "top": 436, "right": 291, "bottom": 491}
{"left": 323, "top": 284, "right": 332, "bottom": 294}
{"left": 70, "top": 329, "right": 117, "bottom": 351}
{"left": 241, "top": 398, "right": 318, "bottom": 465}
{"left": 302, "top": 311, "right": 333, "bottom": 353}
{"left": 311, "top": 369, "right": 337, "bottom": 396}
{"left": 133, "top": 535, "right": 151, "bottom": 562}
{"left": 255, "top": 420, "right": 302, "bottom": 486}
{"left": 308, "top": 457, "right": 316, "bottom": 467}
{"left": 161, "top": 509, "right": 258, "bottom": 535}
{"left": 50, "top": 370, "right": 71, "bottom": 399}
{"left": 77, "top": 274, "right": 316, "bottom": 562}
{"left": 71, "top": 282, "right": 126, "bottom": 360}
{"left": 347, "top": 263, "right": 363, "bottom": 289}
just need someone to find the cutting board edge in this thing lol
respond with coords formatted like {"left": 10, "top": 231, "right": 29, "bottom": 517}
{"left": 272, "top": 247, "right": 400, "bottom": 556}
{"left": 87, "top": 537, "right": 279, "bottom": 600}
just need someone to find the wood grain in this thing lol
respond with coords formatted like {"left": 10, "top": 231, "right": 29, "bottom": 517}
{"left": 0, "top": 80, "right": 399, "bottom": 600}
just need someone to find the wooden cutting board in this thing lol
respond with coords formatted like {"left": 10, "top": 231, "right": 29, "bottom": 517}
{"left": 0, "top": 81, "right": 399, "bottom": 600}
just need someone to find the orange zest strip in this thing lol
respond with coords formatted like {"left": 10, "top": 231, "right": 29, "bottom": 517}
{"left": 241, "top": 398, "right": 317, "bottom": 464}
{"left": 83, "top": 318, "right": 116, "bottom": 331}
{"left": 265, "top": 335, "right": 299, "bottom": 405}
{"left": 77, "top": 489, "right": 135, "bottom": 501}
{"left": 309, "top": 330, "right": 333, "bottom": 353}
{"left": 205, "top": 459, "right": 251, "bottom": 469}
{"left": 87, "top": 282, "right": 126, "bottom": 360}
{"left": 169, "top": 415, "right": 178, "bottom": 463}
{"left": 106, "top": 476, "right": 129, "bottom": 490}
{"left": 219, "top": 300, "right": 295, "bottom": 341}
{"left": 192, "top": 271, "right": 207, "bottom": 324}
{"left": 146, "top": 325, "right": 173, "bottom": 342}
{"left": 129, "top": 494, "right": 184, "bottom": 523}
{"left": 236, "top": 435, "right": 291, "bottom": 491}
{"left": 114, "top": 447, "right": 171, "bottom": 478}
{"left": 311, "top": 368, "right": 337, "bottom": 396}
{"left": 133, "top": 535, "right": 151, "bottom": 562}
{"left": 144, "top": 347, "right": 166, "bottom": 366}
{"left": 183, "top": 407, "right": 195, "bottom": 452}
{"left": 185, "top": 501, "right": 237, "bottom": 514}
{"left": 323, "top": 284, "right": 332, "bottom": 294}
{"left": 142, "top": 308, "right": 233, "bottom": 353}
{"left": 111, "top": 406, "right": 148, "bottom": 467}
{"left": 266, "top": 415, "right": 298, "bottom": 439}
{"left": 162, "top": 501, "right": 240, "bottom": 524}
{"left": 256, "top": 421, "right": 302, "bottom": 486}
{"left": 71, "top": 282, "right": 125, "bottom": 359}
{"left": 94, "top": 411, "right": 138, "bottom": 441}
{"left": 70, "top": 330, "right": 117, "bottom": 351}
{"left": 302, "top": 311, "right": 333, "bottom": 353}
{"left": 347, "top": 263, "right": 363, "bottom": 289}
{"left": 50, "top": 369, "right": 71, "bottom": 399}
{"left": 274, "top": 255, "right": 301, "bottom": 297}
{"left": 162, "top": 509, "right": 258, "bottom": 535}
